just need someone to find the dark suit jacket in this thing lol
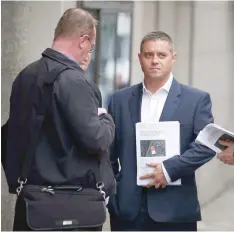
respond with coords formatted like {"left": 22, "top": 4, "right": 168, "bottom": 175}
{"left": 107, "top": 78, "right": 215, "bottom": 222}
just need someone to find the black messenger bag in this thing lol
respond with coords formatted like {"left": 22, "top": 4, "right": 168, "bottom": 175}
{"left": 16, "top": 64, "right": 106, "bottom": 230}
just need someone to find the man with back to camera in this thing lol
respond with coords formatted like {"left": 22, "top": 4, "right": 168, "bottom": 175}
{"left": 5, "top": 8, "right": 115, "bottom": 231}
{"left": 107, "top": 31, "right": 216, "bottom": 231}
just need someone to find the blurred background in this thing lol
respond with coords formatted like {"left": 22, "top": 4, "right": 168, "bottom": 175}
{"left": 1, "top": 1, "right": 234, "bottom": 230}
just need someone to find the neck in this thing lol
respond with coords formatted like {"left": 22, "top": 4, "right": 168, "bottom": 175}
{"left": 52, "top": 39, "right": 81, "bottom": 63}
{"left": 144, "top": 74, "right": 170, "bottom": 94}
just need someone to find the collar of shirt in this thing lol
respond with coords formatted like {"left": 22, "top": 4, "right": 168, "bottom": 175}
{"left": 142, "top": 73, "right": 173, "bottom": 95}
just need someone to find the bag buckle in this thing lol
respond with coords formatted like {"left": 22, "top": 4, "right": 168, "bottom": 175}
{"left": 42, "top": 186, "right": 55, "bottom": 195}
{"left": 96, "top": 182, "right": 106, "bottom": 199}
{"left": 16, "top": 178, "right": 27, "bottom": 196}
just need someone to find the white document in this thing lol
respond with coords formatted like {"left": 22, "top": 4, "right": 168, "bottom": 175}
{"left": 136, "top": 121, "right": 181, "bottom": 186}
{"left": 195, "top": 123, "right": 234, "bottom": 153}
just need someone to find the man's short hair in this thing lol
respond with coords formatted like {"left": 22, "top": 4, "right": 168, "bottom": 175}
{"left": 54, "top": 8, "right": 98, "bottom": 40}
{"left": 140, "top": 31, "right": 174, "bottom": 53}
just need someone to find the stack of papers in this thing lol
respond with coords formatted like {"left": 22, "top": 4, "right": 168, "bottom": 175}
{"left": 195, "top": 123, "right": 234, "bottom": 153}
{"left": 136, "top": 121, "right": 181, "bottom": 186}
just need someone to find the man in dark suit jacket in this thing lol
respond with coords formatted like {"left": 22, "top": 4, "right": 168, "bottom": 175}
{"left": 107, "top": 31, "right": 215, "bottom": 231}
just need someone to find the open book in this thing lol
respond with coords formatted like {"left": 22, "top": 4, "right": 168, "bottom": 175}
{"left": 136, "top": 121, "right": 181, "bottom": 186}
{"left": 195, "top": 123, "right": 234, "bottom": 153}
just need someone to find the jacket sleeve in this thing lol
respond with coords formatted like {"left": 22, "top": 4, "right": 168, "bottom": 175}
{"left": 108, "top": 93, "right": 119, "bottom": 177}
{"left": 55, "top": 72, "right": 115, "bottom": 154}
{"left": 163, "top": 92, "right": 216, "bottom": 182}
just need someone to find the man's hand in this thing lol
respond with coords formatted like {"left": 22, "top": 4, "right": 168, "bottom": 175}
{"left": 98, "top": 108, "right": 107, "bottom": 115}
{"left": 217, "top": 140, "right": 234, "bottom": 165}
{"left": 140, "top": 162, "right": 167, "bottom": 189}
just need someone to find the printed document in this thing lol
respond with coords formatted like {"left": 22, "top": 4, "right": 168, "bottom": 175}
{"left": 195, "top": 123, "right": 234, "bottom": 153}
{"left": 136, "top": 121, "right": 181, "bottom": 186}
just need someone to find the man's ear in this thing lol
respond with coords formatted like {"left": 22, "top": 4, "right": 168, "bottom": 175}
{"left": 172, "top": 52, "right": 177, "bottom": 64}
{"left": 78, "top": 35, "right": 87, "bottom": 49}
{"left": 138, "top": 53, "right": 142, "bottom": 64}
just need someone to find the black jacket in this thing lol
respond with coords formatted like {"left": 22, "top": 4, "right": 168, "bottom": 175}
{"left": 5, "top": 48, "right": 115, "bottom": 193}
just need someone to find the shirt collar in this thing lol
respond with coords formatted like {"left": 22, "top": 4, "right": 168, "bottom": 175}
{"left": 142, "top": 73, "right": 173, "bottom": 94}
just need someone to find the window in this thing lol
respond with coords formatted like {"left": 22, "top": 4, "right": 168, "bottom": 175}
{"left": 80, "top": 1, "right": 133, "bottom": 108}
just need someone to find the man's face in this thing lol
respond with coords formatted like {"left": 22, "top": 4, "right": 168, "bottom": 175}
{"left": 80, "top": 52, "right": 91, "bottom": 71}
{"left": 138, "top": 39, "right": 176, "bottom": 80}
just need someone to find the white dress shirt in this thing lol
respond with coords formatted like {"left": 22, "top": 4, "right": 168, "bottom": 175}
{"left": 141, "top": 73, "right": 173, "bottom": 183}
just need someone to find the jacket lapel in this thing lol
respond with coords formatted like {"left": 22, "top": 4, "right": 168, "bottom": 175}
{"left": 129, "top": 83, "right": 143, "bottom": 128}
{"left": 160, "top": 79, "right": 182, "bottom": 122}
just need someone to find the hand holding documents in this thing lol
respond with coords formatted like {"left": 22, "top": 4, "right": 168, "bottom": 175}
{"left": 136, "top": 121, "right": 181, "bottom": 186}
{"left": 195, "top": 123, "right": 234, "bottom": 153}
{"left": 98, "top": 108, "right": 107, "bottom": 115}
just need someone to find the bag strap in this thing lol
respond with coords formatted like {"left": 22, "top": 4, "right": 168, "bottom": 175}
{"left": 17, "top": 63, "right": 69, "bottom": 194}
